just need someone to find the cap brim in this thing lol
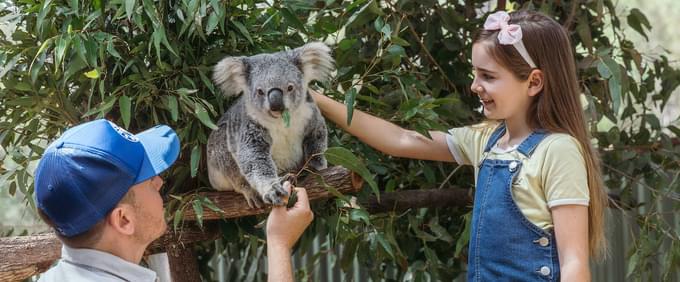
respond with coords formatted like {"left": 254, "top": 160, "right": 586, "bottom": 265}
{"left": 135, "top": 125, "right": 180, "bottom": 184}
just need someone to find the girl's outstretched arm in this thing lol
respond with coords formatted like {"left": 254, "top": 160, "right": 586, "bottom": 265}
{"left": 552, "top": 205, "right": 591, "bottom": 282}
{"left": 311, "top": 90, "right": 454, "bottom": 162}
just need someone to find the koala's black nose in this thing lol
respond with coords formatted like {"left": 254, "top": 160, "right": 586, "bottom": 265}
{"left": 268, "top": 88, "right": 284, "bottom": 112}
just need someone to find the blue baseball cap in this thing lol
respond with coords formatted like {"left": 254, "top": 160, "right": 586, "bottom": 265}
{"left": 35, "top": 119, "right": 180, "bottom": 237}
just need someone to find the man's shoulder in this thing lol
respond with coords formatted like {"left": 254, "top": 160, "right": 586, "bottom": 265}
{"left": 37, "top": 260, "right": 77, "bottom": 281}
{"left": 37, "top": 260, "right": 126, "bottom": 282}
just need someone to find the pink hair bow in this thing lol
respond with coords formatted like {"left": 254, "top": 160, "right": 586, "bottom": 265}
{"left": 483, "top": 11, "right": 537, "bottom": 68}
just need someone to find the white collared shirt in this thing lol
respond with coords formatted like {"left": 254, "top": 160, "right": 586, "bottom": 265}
{"left": 38, "top": 245, "right": 158, "bottom": 282}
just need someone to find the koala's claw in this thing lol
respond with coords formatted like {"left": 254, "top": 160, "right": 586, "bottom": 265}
{"left": 262, "top": 183, "right": 289, "bottom": 206}
{"left": 282, "top": 173, "right": 297, "bottom": 185}
{"left": 243, "top": 189, "right": 265, "bottom": 209}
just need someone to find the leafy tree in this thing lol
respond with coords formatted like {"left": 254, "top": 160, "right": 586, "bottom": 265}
{"left": 0, "top": 0, "right": 678, "bottom": 281}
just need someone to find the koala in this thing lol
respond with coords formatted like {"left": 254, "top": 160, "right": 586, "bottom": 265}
{"left": 207, "top": 42, "right": 333, "bottom": 208}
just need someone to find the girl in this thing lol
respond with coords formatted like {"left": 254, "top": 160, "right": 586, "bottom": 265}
{"left": 312, "top": 10, "right": 607, "bottom": 281}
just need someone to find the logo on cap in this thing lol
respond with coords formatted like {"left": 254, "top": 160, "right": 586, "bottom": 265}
{"left": 107, "top": 121, "right": 139, "bottom": 142}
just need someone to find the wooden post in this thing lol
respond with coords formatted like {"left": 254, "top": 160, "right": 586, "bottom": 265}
{"left": 166, "top": 246, "right": 201, "bottom": 282}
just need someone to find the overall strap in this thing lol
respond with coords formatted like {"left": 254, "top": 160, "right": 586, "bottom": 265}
{"left": 482, "top": 122, "right": 550, "bottom": 158}
{"left": 516, "top": 129, "right": 549, "bottom": 158}
{"left": 483, "top": 123, "right": 507, "bottom": 153}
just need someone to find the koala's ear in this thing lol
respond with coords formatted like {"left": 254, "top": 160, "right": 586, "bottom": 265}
{"left": 213, "top": 56, "right": 249, "bottom": 97}
{"left": 289, "top": 42, "right": 334, "bottom": 85}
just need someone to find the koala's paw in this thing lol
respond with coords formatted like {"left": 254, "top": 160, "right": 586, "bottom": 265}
{"left": 262, "top": 182, "right": 289, "bottom": 206}
{"left": 242, "top": 188, "right": 265, "bottom": 209}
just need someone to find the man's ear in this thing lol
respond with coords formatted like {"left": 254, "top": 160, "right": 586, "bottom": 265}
{"left": 288, "top": 42, "right": 335, "bottom": 85}
{"left": 213, "top": 56, "right": 249, "bottom": 97}
{"left": 107, "top": 205, "right": 135, "bottom": 236}
{"left": 528, "top": 69, "right": 544, "bottom": 97}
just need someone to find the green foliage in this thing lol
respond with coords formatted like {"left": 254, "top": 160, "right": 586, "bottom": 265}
{"left": 325, "top": 146, "right": 379, "bottom": 199}
{"left": 1, "top": 0, "right": 679, "bottom": 281}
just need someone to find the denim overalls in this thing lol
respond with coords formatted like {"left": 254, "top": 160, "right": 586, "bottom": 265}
{"left": 467, "top": 123, "right": 560, "bottom": 281}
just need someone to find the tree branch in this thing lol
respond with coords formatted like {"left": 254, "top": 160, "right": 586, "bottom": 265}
{"left": 562, "top": 0, "right": 581, "bottom": 31}
{"left": 382, "top": 0, "right": 460, "bottom": 94}
{"left": 0, "top": 233, "right": 61, "bottom": 282}
{"left": 181, "top": 166, "right": 363, "bottom": 221}
{"left": 497, "top": 0, "right": 507, "bottom": 11}
{"left": 364, "top": 188, "right": 473, "bottom": 213}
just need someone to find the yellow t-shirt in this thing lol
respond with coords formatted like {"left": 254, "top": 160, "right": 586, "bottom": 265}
{"left": 446, "top": 122, "right": 590, "bottom": 230}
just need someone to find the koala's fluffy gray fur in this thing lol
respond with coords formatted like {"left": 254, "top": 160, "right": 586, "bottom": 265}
{"left": 207, "top": 42, "right": 333, "bottom": 208}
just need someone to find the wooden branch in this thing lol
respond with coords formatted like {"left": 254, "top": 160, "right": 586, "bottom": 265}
{"left": 363, "top": 189, "right": 628, "bottom": 214}
{"left": 364, "top": 188, "right": 473, "bottom": 213}
{"left": 405, "top": 22, "right": 459, "bottom": 93}
{"left": 605, "top": 137, "right": 680, "bottom": 153}
{"left": 147, "top": 222, "right": 220, "bottom": 254}
{"left": 562, "top": 0, "right": 581, "bottom": 31}
{"left": 0, "top": 233, "right": 61, "bottom": 282}
{"left": 0, "top": 224, "right": 220, "bottom": 282}
{"left": 496, "top": 0, "right": 506, "bottom": 11}
{"left": 182, "top": 166, "right": 363, "bottom": 221}
{"left": 384, "top": 0, "right": 459, "bottom": 94}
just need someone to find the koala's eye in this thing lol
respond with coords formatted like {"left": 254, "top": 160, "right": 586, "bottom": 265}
{"left": 257, "top": 88, "right": 265, "bottom": 96}
{"left": 287, "top": 84, "right": 294, "bottom": 92}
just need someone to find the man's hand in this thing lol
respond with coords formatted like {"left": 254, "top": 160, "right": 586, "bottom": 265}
{"left": 266, "top": 181, "right": 314, "bottom": 249}
{"left": 266, "top": 181, "right": 314, "bottom": 282}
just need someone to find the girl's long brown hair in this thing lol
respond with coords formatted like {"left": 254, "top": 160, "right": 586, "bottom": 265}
{"left": 473, "top": 10, "right": 607, "bottom": 258}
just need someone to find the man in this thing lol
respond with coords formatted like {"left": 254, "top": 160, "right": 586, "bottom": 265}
{"left": 35, "top": 119, "right": 313, "bottom": 281}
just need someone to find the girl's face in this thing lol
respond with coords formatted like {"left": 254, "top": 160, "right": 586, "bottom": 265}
{"left": 470, "top": 42, "right": 534, "bottom": 122}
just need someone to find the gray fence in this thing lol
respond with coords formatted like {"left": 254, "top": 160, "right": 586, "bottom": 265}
{"left": 209, "top": 202, "right": 679, "bottom": 282}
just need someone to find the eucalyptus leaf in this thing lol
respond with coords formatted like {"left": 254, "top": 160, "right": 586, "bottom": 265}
{"left": 72, "top": 35, "right": 88, "bottom": 65}
{"left": 194, "top": 102, "right": 218, "bottom": 130}
{"left": 84, "top": 69, "right": 99, "bottom": 79}
{"left": 190, "top": 145, "right": 201, "bottom": 177}
{"left": 166, "top": 95, "right": 179, "bottom": 122}
{"left": 206, "top": 12, "right": 219, "bottom": 34}
{"left": 324, "top": 147, "right": 379, "bottom": 200}
{"left": 192, "top": 199, "right": 204, "bottom": 228}
{"left": 36, "top": 0, "right": 53, "bottom": 36}
{"left": 345, "top": 87, "right": 357, "bottom": 126}
{"left": 30, "top": 52, "right": 46, "bottom": 83}
{"left": 282, "top": 109, "right": 290, "bottom": 128}
{"left": 54, "top": 35, "right": 71, "bottom": 69}
{"left": 107, "top": 40, "right": 122, "bottom": 59}
{"left": 118, "top": 95, "right": 131, "bottom": 128}
{"left": 280, "top": 8, "right": 307, "bottom": 33}
{"left": 231, "top": 20, "right": 253, "bottom": 45}
{"left": 125, "top": 0, "right": 136, "bottom": 20}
